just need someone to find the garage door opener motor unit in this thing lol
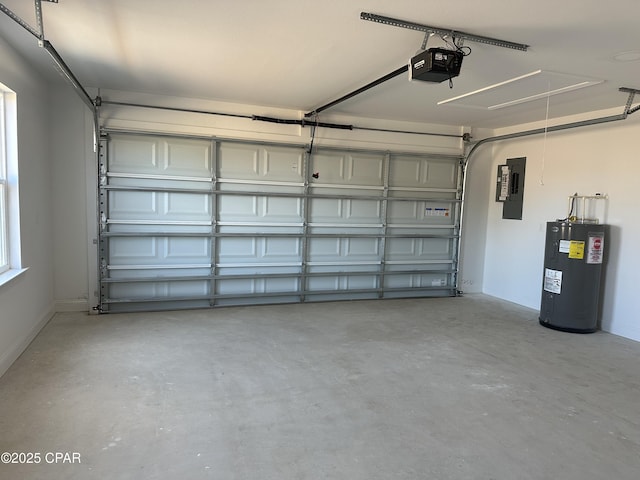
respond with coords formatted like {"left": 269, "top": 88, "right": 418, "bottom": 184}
{"left": 410, "top": 48, "right": 464, "bottom": 83}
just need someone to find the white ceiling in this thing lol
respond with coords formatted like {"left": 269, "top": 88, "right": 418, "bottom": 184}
{"left": 1, "top": 0, "right": 640, "bottom": 128}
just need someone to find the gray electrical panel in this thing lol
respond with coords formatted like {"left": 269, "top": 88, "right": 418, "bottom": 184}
{"left": 539, "top": 221, "right": 607, "bottom": 333}
{"left": 496, "top": 157, "right": 526, "bottom": 220}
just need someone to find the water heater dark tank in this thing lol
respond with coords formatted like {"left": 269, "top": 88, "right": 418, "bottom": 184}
{"left": 539, "top": 221, "right": 607, "bottom": 333}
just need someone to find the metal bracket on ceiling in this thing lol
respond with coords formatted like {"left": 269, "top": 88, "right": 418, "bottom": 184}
{"left": 0, "top": 2, "right": 41, "bottom": 38}
{"left": 420, "top": 31, "right": 433, "bottom": 52}
{"left": 619, "top": 87, "right": 640, "bottom": 116}
{"left": 361, "top": 12, "right": 529, "bottom": 52}
{"left": 36, "top": 1, "right": 58, "bottom": 44}
{"left": 35, "top": 0, "right": 45, "bottom": 44}
{"left": 0, "top": 0, "right": 94, "bottom": 111}
{"left": 0, "top": 1, "right": 58, "bottom": 41}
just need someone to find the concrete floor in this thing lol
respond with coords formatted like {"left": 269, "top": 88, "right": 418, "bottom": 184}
{"left": 0, "top": 294, "right": 639, "bottom": 480}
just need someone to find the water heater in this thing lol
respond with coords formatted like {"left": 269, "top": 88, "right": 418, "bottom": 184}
{"left": 539, "top": 221, "right": 607, "bottom": 333}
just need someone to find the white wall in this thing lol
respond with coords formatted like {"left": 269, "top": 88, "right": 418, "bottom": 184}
{"left": 462, "top": 109, "right": 640, "bottom": 341}
{"left": 0, "top": 37, "right": 55, "bottom": 376}
{"left": 50, "top": 85, "right": 91, "bottom": 312}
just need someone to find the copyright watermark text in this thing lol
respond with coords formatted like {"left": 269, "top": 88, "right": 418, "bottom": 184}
{"left": 1, "top": 452, "right": 81, "bottom": 464}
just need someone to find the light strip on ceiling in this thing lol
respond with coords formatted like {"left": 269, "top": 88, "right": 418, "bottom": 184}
{"left": 488, "top": 82, "right": 597, "bottom": 110}
{"left": 438, "top": 70, "right": 604, "bottom": 110}
{"left": 439, "top": 71, "right": 542, "bottom": 107}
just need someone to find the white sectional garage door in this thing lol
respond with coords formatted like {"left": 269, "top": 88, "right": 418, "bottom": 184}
{"left": 99, "top": 131, "right": 463, "bottom": 312}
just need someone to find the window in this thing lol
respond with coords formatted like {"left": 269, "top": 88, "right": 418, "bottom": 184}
{"left": 0, "top": 82, "right": 21, "bottom": 281}
{"left": 0, "top": 90, "right": 9, "bottom": 274}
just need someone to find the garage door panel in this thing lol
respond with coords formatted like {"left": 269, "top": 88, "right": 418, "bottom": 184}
{"left": 384, "top": 273, "right": 449, "bottom": 289}
{"left": 310, "top": 152, "right": 384, "bottom": 186}
{"left": 218, "top": 237, "right": 258, "bottom": 260}
{"left": 166, "top": 237, "right": 210, "bottom": 259}
{"left": 109, "top": 191, "right": 157, "bottom": 218}
{"left": 218, "top": 237, "right": 302, "bottom": 264}
{"left": 219, "top": 195, "right": 258, "bottom": 219}
{"left": 219, "top": 143, "right": 304, "bottom": 182}
{"left": 108, "top": 267, "right": 211, "bottom": 279}
{"left": 308, "top": 238, "right": 379, "bottom": 263}
{"left": 100, "top": 134, "right": 462, "bottom": 312}
{"left": 216, "top": 277, "right": 299, "bottom": 295}
{"left": 109, "top": 237, "right": 210, "bottom": 265}
{"left": 217, "top": 266, "right": 301, "bottom": 276}
{"left": 263, "top": 197, "right": 303, "bottom": 222}
{"left": 218, "top": 144, "right": 258, "bottom": 178}
{"left": 309, "top": 198, "right": 381, "bottom": 225}
{"left": 109, "top": 280, "right": 209, "bottom": 300}
{"left": 109, "top": 137, "right": 159, "bottom": 173}
{"left": 346, "top": 199, "right": 381, "bottom": 222}
{"left": 109, "top": 136, "right": 212, "bottom": 178}
{"left": 216, "top": 278, "right": 257, "bottom": 295}
{"left": 109, "top": 237, "right": 157, "bottom": 261}
{"left": 306, "top": 276, "right": 340, "bottom": 291}
{"left": 263, "top": 237, "right": 300, "bottom": 257}
{"left": 310, "top": 292, "right": 379, "bottom": 302}
{"left": 309, "top": 198, "right": 342, "bottom": 223}
{"left": 347, "top": 153, "right": 384, "bottom": 185}
{"left": 263, "top": 277, "right": 300, "bottom": 293}
{"left": 108, "top": 191, "right": 211, "bottom": 222}
{"left": 308, "top": 238, "right": 341, "bottom": 258}
{"left": 219, "top": 195, "right": 302, "bottom": 224}
{"left": 164, "top": 140, "right": 212, "bottom": 177}
{"left": 263, "top": 148, "right": 304, "bottom": 180}
{"left": 390, "top": 156, "right": 458, "bottom": 189}
{"left": 165, "top": 193, "right": 211, "bottom": 219}
{"left": 386, "top": 238, "right": 452, "bottom": 260}
{"left": 344, "top": 238, "right": 380, "bottom": 257}
{"left": 388, "top": 201, "right": 454, "bottom": 225}
{"left": 306, "top": 275, "right": 377, "bottom": 291}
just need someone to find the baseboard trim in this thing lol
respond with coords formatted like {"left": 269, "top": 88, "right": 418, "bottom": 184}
{"left": 55, "top": 299, "right": 89, "bottom": 313}
{"left": 0, "top": 304, "right": 55, "bottom": 378}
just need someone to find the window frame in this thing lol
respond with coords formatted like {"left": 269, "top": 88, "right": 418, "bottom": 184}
{"left": 0, "top": 90, "right": 9, "bottom": 275}
{"left": 0, "top": 83, "right": 23, "bottom": 284}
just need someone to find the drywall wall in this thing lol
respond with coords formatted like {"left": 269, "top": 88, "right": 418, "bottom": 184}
{"left": 0, "top": 37, "right": 55, "bottom": 377}
{"left": 469, "top": 109, "right": 640, "bottom": 341}
{"left": 458, "top": 128, "right": 493, "bottom": 294}
{"left": 50, "top": 85, "right": 91, "bottom": 312}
